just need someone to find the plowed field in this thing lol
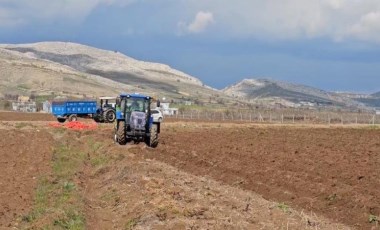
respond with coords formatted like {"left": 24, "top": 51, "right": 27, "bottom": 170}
{"left": 141, "top": 123, "right": 380, "bottom": 229}
{"left": 0, "top": 129, "right": 53, "bottom": 228}
{"left": 0, "top": 111, "right": 55, "bottom": 121}
{"left": 0, "top": 112, "right": 379, "bottom": 229}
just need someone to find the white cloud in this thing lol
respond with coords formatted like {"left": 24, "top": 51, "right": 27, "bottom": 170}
{"left": 0, "top": 0, "right": 135, "bottom": 26}
{"left": 179, "top": 0, "right": 380, "bottom": 43}
{"left": 346, "top": 11, "right": 380, "bottom": 42}
{"left": 0, "top": 7, "right": 25, "bottom": 27}
{"left": 3, "top": 0, "right": 380, "bottom": 43}
{"left": 187, "top": 11, "right": 214, "bottom": 33}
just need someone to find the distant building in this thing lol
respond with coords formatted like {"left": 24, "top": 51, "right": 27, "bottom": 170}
{"left": 18, "top": 96, "right": 30, "bottom": 102}
{"left": 184, "top": 101, "right": 192, "bottom": 106}
{"left": 12, "top": 101, "right": 37, "bottom": 112}
{"left": 299, "top": 101, "right": 315, "bottom": 107}
{"left": 160, "top": 103, "right": 178, "bottom": 116}
{"left": 43, "top": 101, "right": 52, "bottom": 113}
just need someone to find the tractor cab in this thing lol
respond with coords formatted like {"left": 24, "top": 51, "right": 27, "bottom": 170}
{"left": 99, "top": 96, "right": 116, "bottom": 110}
{"left": 93, "top": 96, "right": 116, "bottom": 123}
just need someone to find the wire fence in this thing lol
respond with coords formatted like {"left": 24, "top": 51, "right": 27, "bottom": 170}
{"left": 166, "top": 110, "right": 380, "bottom": 125}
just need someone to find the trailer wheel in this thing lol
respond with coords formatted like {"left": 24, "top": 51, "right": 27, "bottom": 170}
{"left": 146, "top": 124, "right": 158, "bottom": 148}
{"left": 104, "top": 109, "right": 116, "bottom": 123}
{"left": 68, "top": 114, "right": 78, "bottom": 122}
{"left": 57, "top": 118, "right": 66, "bottom": 123}
{"left": 116, "top": 121, "right": 127, "bottom": 145}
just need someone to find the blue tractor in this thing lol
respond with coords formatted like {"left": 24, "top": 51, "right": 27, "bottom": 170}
{"left": 114, "top": 93, "right": 161, "bottom": 147}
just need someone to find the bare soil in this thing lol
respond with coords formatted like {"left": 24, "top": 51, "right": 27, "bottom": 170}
{"left": 140, "top": 123, "right": 380, "bottom": 229}
{"left": 0, "top": 129, "right": 53, "bottom": 228}
{"left": 1, "top": 112, "right": 379, "bottom": 229}
{"left": 0, "top": 111, "right": 55, "bottom": 121}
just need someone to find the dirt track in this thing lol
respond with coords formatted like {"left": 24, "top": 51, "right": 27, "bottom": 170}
{"left": 0, "top": 111, "right": 55, "bottom": 121}
{"left": 0, "top": 112, "right": 379, "bottom": 229}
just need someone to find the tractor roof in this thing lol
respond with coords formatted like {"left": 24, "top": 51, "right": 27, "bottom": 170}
{"left": 120, "top": 93, "right": 151, "bottom": 99}
{"left": 99, "top": 96, "right": 116, "bottom": 100}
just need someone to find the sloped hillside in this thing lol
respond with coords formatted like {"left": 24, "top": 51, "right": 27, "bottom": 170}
{"left": 354, "top": 91, "right": 380, "bottom": 109}
{"left": 0, "top": 47, "right": 125, "bottom": 99}
{"left": 0, "top": 42, "right": 233, "bottom": 105}
{"left": 372, "top": 91, "right": 380, "bottom": 97}
{"left": 223, "top": 79, "right": 366, "bottom": 109}
{"left": 1, "top": 42, "right": 203, "bottom": 86}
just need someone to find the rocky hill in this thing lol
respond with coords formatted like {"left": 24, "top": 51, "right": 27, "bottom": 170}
{"left": 223, "top": 79, "right": 367, "bottom": 110}
{"left": 0, "top": 41, "right": 376, "bottom": 111}
{"left": 0, "top": 42, "right": 233, "bottom": 105}
{"left": 353, "top": 92, "right": 380, "bottom": 109}
{"left": 372, "top": 91, "right": 380, "bottom": 98}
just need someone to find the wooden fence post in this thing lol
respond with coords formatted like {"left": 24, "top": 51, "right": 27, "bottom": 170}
{"left": 373, "top": 115, "right": 376, "bottom": 125}
{"left": 259, "top": 113, "right": 263, "bottom": 122}
{"left": 328, "top": 114, "right": 330, "bottom": 125}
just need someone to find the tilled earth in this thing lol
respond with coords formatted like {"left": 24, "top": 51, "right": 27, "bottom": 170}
{"left": 0, "top": 111, "right": 55, "bottom": 121}
{"left": 0, "top": 112, "right": 379, "bottom": 229}
{"left": 0, "top": 128, "right": 53, "bottom": 228}
{"left": 141, "top": 123, "right": 380, "bottom": 229}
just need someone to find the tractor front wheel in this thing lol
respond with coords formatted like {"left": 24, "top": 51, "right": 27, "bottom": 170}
{"left": 146, "top": 124, "right": 159, "bottom": 148}
{"left": 116, "top": 121, "right": 127, "bottom": 145}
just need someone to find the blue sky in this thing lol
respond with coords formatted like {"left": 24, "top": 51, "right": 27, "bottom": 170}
{"left": 1, "top": 0, "right": 380, "bottom": 93}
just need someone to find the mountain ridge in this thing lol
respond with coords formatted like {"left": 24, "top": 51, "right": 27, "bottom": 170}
{"left": 0, "top": 41, "right": 377, "bottom": 110}
{"left": 223, "top": 78, "right": 367, "bottom": 109}
{"left": 0, "top": 42, "right": 204, "bottom": 86}
{"left": 0, "top": 41, "right": 233, "bottom": 106}
{"left": 372, "top": 91, "right": 380, "bottom": 97}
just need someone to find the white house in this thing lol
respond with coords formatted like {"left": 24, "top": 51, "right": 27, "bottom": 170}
{"left": 160, "top": 103, "right": 178, "bottom": 116}
{"left": 12, "top": 101, "right": 37, "bottom": 112}
{"left": 43, "top": 101, "right": 52, "bottom": 113}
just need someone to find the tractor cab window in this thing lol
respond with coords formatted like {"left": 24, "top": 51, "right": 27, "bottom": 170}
{"left": 125, "top": 98, "right": 147, "bottom": 112}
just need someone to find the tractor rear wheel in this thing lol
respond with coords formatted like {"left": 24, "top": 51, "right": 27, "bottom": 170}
{"left": 104, "top": 109, "right": 116, "bottom": 123}
{"left": 146, "top": 124, "right": 158, "bottom": 148}
{"left": 68, "top": 114, "right": 77, "bottom": 122}
{"left": 116, "top": 121, "right": 127, "bottom": 145}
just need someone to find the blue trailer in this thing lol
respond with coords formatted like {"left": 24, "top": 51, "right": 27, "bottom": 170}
{"left": 52, "top": 101, "right": 98, "bottom": 123}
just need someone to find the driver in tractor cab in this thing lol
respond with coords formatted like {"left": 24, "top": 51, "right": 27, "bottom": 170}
{"left": 129, "top": 100, "right": 141, "bottom": 112}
